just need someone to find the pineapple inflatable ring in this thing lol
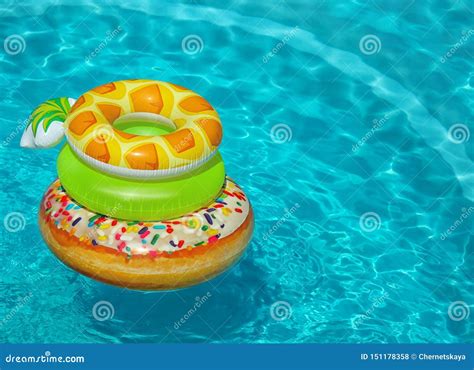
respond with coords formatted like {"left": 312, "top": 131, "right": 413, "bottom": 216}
{"left": 21, "top": 79, "right": 254, "bottom": 290}
{"left": 66, "top": 80, "right": 223, "bottom": 178}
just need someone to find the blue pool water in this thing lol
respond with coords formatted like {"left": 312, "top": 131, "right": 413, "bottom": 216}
{"left": 0, "top": 0, "right": 473, "bottom": 343}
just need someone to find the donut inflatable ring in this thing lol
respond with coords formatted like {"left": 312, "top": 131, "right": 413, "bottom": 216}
{"left": 21, "top": 79, "right": 254, "bottom": 290}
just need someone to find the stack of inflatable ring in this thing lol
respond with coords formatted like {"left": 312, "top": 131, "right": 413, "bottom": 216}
{"left": 21, "top": 79, "right": 254, "bottom": 290}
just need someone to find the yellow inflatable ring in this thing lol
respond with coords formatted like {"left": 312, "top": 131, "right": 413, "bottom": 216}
{"left": 64, "top": 79, "right": 223, "bottom": 179}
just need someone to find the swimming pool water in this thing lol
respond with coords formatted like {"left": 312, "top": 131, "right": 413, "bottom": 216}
{"left": 0, "top": 0, "right": 472, "bottom": 343}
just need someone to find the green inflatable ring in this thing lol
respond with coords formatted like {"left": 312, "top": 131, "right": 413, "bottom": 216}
{"left": 57, "top": 145, "right": 226, "bottom": 221}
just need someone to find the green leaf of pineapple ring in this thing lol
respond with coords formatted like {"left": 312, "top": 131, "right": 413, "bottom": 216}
{"left": 28, "top": 97, "right": 71, "bottom": 135}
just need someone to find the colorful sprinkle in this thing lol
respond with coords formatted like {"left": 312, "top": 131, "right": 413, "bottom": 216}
{"left": 138, "top": 226, "right": 148, "bottom": 235}
{"left": 42, "top": 177, "right": 248, "bottom": 258}
{"left": 208, "top": 235, "right": 219, "bottom": 243}
{"left": 88, "top": 215, "right": 100, "bottom": 223}
{"left": 204, "top": 213, "right": 213, "bottom": 225}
